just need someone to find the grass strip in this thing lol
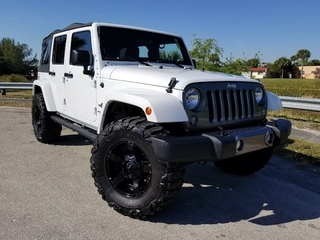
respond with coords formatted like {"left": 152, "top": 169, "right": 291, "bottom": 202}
{"left": 274, "top": 138, "right": 320, "bottom": 167}
{"left": 260, "top": 78, "right": 320, "bottom": 98}
{"left": 0, "top": 101, "right": 31, "bottom": 108}
{"left": 0, "top": 89, "right": 32, "bottom": 99}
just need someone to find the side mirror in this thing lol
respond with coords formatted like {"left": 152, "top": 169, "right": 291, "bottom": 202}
{"left": 71, "top": 49, "right": 90, "bottom": 66}
{"left": 71, "top": 50, "right": 94, "bottom": 77}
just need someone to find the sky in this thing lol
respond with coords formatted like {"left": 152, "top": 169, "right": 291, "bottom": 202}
{"left": 0, "top": 0, "right": 319, "bottom": 63}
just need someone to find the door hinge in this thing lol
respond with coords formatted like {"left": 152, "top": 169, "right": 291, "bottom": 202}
{"left": 91, "top": 106, "right": 97, "bottom": 115}
{"left": 91, "top": 80, "right": 97, "bottom": 88}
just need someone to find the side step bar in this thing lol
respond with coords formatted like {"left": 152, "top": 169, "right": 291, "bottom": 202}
{"left": 51, "top": 115, "right": 97, "bottom": 142}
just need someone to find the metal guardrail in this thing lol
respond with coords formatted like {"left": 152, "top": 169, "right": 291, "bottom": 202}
{"left": 279, "top": 96, "right": 320, "bottom": 112}
{"left": 0, "top": 82, "right": 33, "bottom": 95}
{"left": 1, "top": 82, "right": 320, "bottom": 112}
{"left": 0, "top": 82, "right": 33, "bottom": 89}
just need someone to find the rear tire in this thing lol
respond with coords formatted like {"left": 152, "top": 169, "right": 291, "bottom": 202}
{"left": 214, "top": 148, "right": 273, "bottom": 175}
{"left": 31, "top": 93, "right": 62, "bottom": 143}
{"left": 90, "top": 116, "right": 185, "bottom": 218}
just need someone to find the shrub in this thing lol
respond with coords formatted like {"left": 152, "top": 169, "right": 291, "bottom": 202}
{"left": 0, "top": 74, "right": 29, "bottom": 82}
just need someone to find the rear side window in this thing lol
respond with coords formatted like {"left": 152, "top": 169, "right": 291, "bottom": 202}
{"left": 52, "top": 35, "right": 67, "bottom": 64}
{"left": 40, "top": 39, "right": 51, "bottom": 65}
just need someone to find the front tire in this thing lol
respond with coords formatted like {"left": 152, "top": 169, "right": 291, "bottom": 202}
{"left": 90, "top": 117, "right": 185, "bottom": 218}
{"left": 31, "top": 93, "right": 62, "bottom": 143}
{"left": 214, "top": 148, "right": 273, "bottom": 175}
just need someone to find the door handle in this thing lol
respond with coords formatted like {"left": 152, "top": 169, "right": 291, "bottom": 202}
{"left": 64, "top": 73, "right": 73, "bottom": 78}
{"left": 49, "top": 71, "right": 55, "bottom": 76}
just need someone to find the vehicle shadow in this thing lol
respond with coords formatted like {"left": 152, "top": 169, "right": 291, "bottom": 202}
{"left": 148, "top": 156, "right": 320, "bottom": 226}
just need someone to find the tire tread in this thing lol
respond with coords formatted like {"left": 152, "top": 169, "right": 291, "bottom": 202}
{"left": 90, "top": 116, "right": 185, "bottom": 218}
{"left": 32, "top": 93, "right": 61, "bottom": 143}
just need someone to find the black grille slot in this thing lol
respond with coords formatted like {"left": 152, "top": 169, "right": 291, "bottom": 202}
{"left": 207, "top": 89, "right": 255, "bottom": 124}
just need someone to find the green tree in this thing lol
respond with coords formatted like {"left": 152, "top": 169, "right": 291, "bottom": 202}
{"left": 246, "top": 58, "right": 260, "bottom": 68}
{"left": 189, "top": 35, "right": 223, "bottom": 71}
{"left": 0, "top": 37, "right": 38, "bottom": 75}
{"left": 307, "top": 59, "right": 320, "bottom": 66}
{"left": 295, "top": 49, "right": 311, "bottom": 78}
{"left": 159, "top": 50, "right": 182, "bottom": 61}
{"left": 246, "top": 51, "right": 263, "bottom": 68}
{"left": 221, "top": 53, "right": 249, "bottom": 76}
{"left": 272, "top": 57, "right": 292, "bottom": 78}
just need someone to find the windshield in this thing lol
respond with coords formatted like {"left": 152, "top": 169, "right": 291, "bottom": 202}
{"left": 98, "top": 26, "right": 192, "bottom": 66}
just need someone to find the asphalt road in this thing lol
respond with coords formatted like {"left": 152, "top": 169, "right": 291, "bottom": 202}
{"left": 1, "top": 107, "right": 320, "bottom": 240}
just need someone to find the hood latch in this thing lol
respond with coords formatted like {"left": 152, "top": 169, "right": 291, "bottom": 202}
{"left": 166, "top": 77, "right": 177, "bottom": 93}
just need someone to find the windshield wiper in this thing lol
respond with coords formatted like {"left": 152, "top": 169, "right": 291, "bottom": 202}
{"left": 118, "top": 56, "right": 152, "bottom": 66}
{"left": 157, "top": 59, "right": 184, "bottom": 68}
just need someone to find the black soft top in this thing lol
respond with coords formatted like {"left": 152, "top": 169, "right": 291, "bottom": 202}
{"left": 43, "top": 22, "right": 93, "bottom": 41}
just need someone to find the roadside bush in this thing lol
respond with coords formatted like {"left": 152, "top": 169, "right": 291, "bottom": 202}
{"left": 0, "top": 74, "right": 28, "bottom": 82}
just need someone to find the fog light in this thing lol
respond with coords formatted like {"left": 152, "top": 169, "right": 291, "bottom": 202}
{"left": 236, "top": 139, "right": 244, "bottom": 152}
{"left": 189, "top": 115, "right": 198, "bottom": 127}
{"left": 265, "top": 131, "right": 274, "bottom": 146}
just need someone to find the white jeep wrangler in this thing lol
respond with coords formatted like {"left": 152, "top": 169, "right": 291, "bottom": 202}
{"left": 32, "top": 22, "right": 291, "bottom": 218}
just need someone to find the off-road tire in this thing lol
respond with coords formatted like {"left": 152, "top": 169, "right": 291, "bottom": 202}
{"left": 32, "top": 93, "right": 62, "bottom": 143}
{"left": 90, "top": 116, "right": 185, "bottom": 218}
{"left": 214, "top": 147, "right": 273, "bottom": 175}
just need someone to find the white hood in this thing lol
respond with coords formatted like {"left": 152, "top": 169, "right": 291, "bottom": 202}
{"left": 101, "top": 65, "right": 258, "bottom": 90}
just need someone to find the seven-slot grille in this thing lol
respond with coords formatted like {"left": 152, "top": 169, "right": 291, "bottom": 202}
{"left": 207, "top": 89, "right": 255, "bottom": 124}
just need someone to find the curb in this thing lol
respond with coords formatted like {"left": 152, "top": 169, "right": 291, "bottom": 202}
{"left": 290, "top": 127, "right": 320, "bottom": 144}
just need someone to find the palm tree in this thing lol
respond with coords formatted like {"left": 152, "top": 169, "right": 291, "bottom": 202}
{"left": 296, "top": 49, "right": 311, "bottom": 78}
{"left": 273, "top": 57, "right": 291, "bottom": 78}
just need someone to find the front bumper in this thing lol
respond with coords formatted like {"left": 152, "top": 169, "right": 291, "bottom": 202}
{"left": 151, "top": 119, "right": 291, "bottom": 163}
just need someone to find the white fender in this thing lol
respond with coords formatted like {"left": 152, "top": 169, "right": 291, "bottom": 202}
{"left": 100, "top": 88, "right": 188, "bottom": 131}
{"left": 267, "top": 91, "right": 283, "bottom": 111}
{"left": 33, "top": 80, "right": 57, "bottom": 111}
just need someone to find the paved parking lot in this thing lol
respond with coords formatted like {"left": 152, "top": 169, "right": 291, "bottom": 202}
{"left": 1, "top": 107, "right": 320, "bottom": 240}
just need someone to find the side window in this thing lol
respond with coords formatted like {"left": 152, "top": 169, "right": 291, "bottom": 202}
{"left": 40, "top": 39, "right": 51, "bottom": 65}
{"left": 70, "top": 30, "right": 92, "bottom": 64}
{"left": 52, "top": 35, "right": 67, "bottom": 64}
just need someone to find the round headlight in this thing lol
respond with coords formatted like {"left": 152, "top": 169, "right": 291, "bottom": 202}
{"left": 185, "top": 88, "right": 200, "bottom": 110}
{"left": 255, "top": 87, "right": 264, "bottom": 104}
